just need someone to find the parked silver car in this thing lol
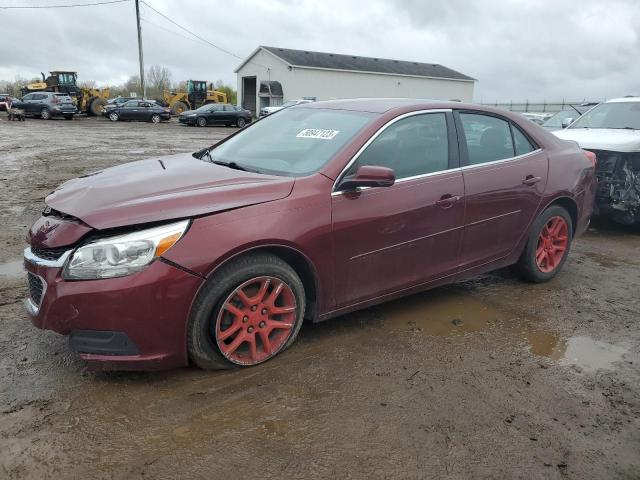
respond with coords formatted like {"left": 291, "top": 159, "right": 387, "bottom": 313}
{"left": 11, "top": 92, "right": 77, "bottom": 120}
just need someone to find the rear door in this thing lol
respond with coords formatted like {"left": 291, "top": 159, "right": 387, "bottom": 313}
{"left": 332, "top": 110, "right": 465, "bottom": 307}
{"left": 455, "top": 110, "right": 548, "bottom": 269}
{"left": 138, "top": 102, "right": 153, "bottom": 120}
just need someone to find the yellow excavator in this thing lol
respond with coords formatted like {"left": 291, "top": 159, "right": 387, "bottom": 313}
{"left": 159, "top": 80, "right": 227, "bottom": 115}
{"left": 22, "top": 71, "right": 109, "bottom": 116}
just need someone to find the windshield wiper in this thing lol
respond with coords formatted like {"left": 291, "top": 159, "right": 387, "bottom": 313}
{"left": 199, "top": 147, "right": 262, "bottom": 173}
{"left": 212, "top": 160, "right": 252, "bottom": 172}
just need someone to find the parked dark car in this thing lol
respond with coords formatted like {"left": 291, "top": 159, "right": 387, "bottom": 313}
{"left": 102, "top": 97, "right": 156, "bottom": 115}
{"left": 12, "top": 92, "right": 77, "bottom": 119}
{"left": 24, "top": 99, "right": 597, "bottom": 371}
{"left": 106, "top": 100, "right": 171, "bottom": 123}
{"left": 178, "top": 103, "right": 252, "bottom": 127}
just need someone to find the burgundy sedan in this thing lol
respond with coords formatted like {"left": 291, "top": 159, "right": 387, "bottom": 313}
{"left": 24, "top": 99, "right": 597, "bottom": 371}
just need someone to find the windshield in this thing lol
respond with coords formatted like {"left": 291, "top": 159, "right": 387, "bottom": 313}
{"left": 569, "top": 102, "right": 640, "bottom": 129}
{"left": 543, "top": 110, "right": 578, "bottom": 128}
{"left": 208, "top": 107, "right": 376, "bottom": 176}
{"left": 281, "top": 101, "right": 297, "bottom": 108}
{"left": 196, "top": 104, "right": 215, "bottom": 112}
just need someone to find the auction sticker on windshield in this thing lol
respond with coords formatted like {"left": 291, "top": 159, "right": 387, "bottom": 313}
{"left": 296, "top": 129, "right": 340, "bottom": 140}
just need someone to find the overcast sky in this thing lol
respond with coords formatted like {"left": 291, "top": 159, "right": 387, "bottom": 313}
{"left": 1, "top": 0, "right": 638, "bottom": 102}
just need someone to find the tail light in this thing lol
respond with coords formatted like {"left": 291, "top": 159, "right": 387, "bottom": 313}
{"left": 583, "top": 149, "right": 597, "bottom": 168}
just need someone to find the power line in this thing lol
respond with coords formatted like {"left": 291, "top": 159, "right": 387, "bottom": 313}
{"left": 140, "top": 0, "right": 243, "bottom": 60}
{"left": 141, "top": 17, "right": 212, "bottom": 49}
{"left": 0, "top": 0, "right": 129, "bottom": 9}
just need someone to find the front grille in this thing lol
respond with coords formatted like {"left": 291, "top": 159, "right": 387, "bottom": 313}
{"left": 27, "top": 272, "right": 45, "bottom": 306}
{"left": 30, "top": 245, "right": 67, "bottom": 261}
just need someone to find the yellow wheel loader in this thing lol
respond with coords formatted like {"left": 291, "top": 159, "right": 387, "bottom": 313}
{"left": 159, "top": 80, "right": 227, "bottom": 115}
{"left": 22, "top": 71, "right": 110, "bottom": 116}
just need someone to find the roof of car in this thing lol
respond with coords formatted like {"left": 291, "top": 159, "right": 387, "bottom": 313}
{"left": 299, "top": 97, "right": 470, "bottom": 113}
{"left": 606, "top": 96, "right": 640, "bottom": 103}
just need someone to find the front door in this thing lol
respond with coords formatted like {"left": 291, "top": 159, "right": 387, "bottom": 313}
{"left": 332, "top": 111, "right": 465, "bottom": 307}
{"left": 455, "top": 111, "right": 548, "bottom": 269}
{"left": 21, "top": 93, "right": 36, "bottom": 114}
{"left": 119, "top": 101, "right": 139, "bottom": 120}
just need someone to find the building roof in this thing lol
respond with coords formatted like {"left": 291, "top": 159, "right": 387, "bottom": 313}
{"left": 236, "top": 46, "right": 475, "bottom": 82}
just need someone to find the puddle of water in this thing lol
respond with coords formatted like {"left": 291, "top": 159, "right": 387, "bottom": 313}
{"left": 376, "top": 289, "right": 628, "bottom": 372}
{"left": 0, "top": 260, "right": 23, "bottom": 279}
{"left": 378, "top": 292, "right": 509, "bottom": 336}
{"left": 555, "top": 336, "right": 628, "bottom": 371}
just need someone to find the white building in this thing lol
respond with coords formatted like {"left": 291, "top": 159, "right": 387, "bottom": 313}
{"left": 235, "top": 46, "right": 476, "bottom": 116}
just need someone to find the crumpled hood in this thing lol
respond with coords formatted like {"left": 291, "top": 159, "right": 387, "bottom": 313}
{"left": 45, "top": 153, "right": 295, "bottom": 230}
{"left": 553, "top": 128, "right": 640, "bottom": 152}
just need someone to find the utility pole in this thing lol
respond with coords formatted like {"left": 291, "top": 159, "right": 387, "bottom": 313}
{"left": 135, "top": 0, "right": 146, "bottom": 99}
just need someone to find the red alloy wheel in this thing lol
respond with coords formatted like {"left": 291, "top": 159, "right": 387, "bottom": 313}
{"left": 214, "top": 276, "right": 297, "bottom": 365}
{"left": 535, "top": 216, "right": 569, "bottom": 273}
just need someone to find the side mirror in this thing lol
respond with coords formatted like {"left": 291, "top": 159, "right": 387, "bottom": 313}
{"left": 561, "top": 117, "right": 574, "bottom": 129}
{"left": 340, "top": 165, "right": 396, "bottom": 191}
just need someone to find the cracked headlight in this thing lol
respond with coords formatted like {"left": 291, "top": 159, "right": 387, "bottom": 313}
{"left": 63, "top": 220, "right": 189, "bottom": 280}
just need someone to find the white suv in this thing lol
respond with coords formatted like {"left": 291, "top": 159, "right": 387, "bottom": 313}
{"left": 553, "top": 97, "right": 640, "bottom": 225}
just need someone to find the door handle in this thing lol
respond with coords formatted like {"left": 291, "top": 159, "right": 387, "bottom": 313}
{"left": 435, "top": 194, "right": 461, "bottom": 208}
{"left": 522, "top": 175, "right": 542, "bottom": 186}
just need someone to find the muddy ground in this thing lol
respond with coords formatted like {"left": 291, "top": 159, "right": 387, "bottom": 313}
{"left": 0, "top": 116, "right": 639, "bottom": 480}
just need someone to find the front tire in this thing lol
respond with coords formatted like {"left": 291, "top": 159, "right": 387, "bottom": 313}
{"left": 108, "top": 112, "right": 119, "bottom": 122}
{"left": 64, "top": 115, "right": 73, "bottom": 120}
{"left": 516, "top": 205, "right": 573, "bottom": 282}
{"left": 170, "top": 101, "right": 188, "bottom": 115}
{"left": 40, "top": 108, "right": 51, "bottom": 120}
{"left": 150, "top": 114, "right": 161, "bottom": 124}
{"left": 188, "top": 253, "right": 306, "bottom": 370}
{"left": 196, "top": 116, "right": 207, "bottom": 127}
{"left": 90, "top": 98, "right": 106, "bottom": 116}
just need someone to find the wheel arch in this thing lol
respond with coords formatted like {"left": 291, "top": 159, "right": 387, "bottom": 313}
{"left": 204, "top": 244, "right": 320, "bottom": 321}
{"left": 541, "top": 195, "right": 578, "bottom": 236}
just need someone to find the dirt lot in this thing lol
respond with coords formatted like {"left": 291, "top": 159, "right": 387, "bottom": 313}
{"left": 0, "top": 116, "right": 639, "bottom": 479}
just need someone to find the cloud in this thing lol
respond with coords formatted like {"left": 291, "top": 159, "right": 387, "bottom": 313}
{"left": 1, "top": 0, "right": 638, "bottom": 101}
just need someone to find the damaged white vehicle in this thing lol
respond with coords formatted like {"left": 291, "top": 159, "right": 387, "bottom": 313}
{"left": 554, "top": 97, "right": 640, "bottom": 224}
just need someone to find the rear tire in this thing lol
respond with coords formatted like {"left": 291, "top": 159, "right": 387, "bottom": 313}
{"left": 236, "top": 117, "right": 247, "bottom": 128}
{"left": 40, "top": 108, "right": 51, "bottom": 120}
{"left": 516, "top": 205, "right": 573, "bottom": 283}
{"left": 187, "top": 253, "right": 306, "bottom": 370}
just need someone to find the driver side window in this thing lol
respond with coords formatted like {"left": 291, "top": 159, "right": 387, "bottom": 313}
{"left": 346, "top": 113, "right": 449, "bottom": 180}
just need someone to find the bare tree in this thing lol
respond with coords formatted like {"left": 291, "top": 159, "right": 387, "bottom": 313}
{"left": 123, "top": 75, "right": 141, "bottom": 97}
{"left": 146, "top": 65, "right": 172, "bottom": 100}
{"left": 79, "top": 80, "right": 96, "bottom": 89}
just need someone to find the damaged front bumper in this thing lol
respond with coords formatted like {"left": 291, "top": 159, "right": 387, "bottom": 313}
{"left": 592, "top": 150, "right": 640, "bottom": 224}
